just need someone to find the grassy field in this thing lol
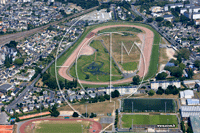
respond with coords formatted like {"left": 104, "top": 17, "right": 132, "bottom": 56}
{"left": 27, "top": 121, "right": 90, "bottom": 133}
{"left": 120, "top": 62, "right": 138, "bottom": 71}
{"left": 122, "top": 98, "right": 175, "bottom": 113}
{"left": 98, "top": 27, "right": 142, "bottom": 34}
{"left": 69, "top": 40, "right": 123, "bottom": 82}
{"left": 49, "top": 21, "right": 161, "bottom": 87}
{"left": 121, "top": 115, "right": 178, "bottom": 128}
{"left": 159, "top": 48, "right": 169, "bottom": 64}
{"left": 144, "top": 45, "right": 159, "bottom": 80}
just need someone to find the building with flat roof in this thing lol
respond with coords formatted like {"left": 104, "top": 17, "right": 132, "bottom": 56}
{"left": 0, "top": 84, "right": 13, "bottom": 94}
{"left": 187, "top": 99, "right": 200, "bottom": 105}
{"left": 180, "top": 90, "right": 194, "bottom": 99}
{"left": 180, "top": 106, "right": 200, "bottom": 119}
{"left": 150, "top": 80, "right": 181, "bottom": 90}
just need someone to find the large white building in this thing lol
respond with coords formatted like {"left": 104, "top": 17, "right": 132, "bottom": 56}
{"left": 192, "top": 12, "right": 200, "bottom": 20}
{"left": 180, "top": 90, "right": 194, "bottom": 99}
{"left": 98, "top": 86, "right": 137, "bottom": 95}
{"left": 150, "top": 80, "right": 181, "bottom": 90}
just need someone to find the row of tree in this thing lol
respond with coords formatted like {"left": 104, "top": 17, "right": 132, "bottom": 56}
{"left": 156, "top": 85, "right": 179, "bottom": 95}
{"left": 41, "top": 72, "right": 77, "bottom": 90}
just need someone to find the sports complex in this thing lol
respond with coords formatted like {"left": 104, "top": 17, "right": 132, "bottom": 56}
{"left": 50, "top": 22, "right": 161, "bottom": 86}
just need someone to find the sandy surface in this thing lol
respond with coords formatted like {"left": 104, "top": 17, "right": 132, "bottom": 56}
{"left": 58, "top": 25, "right": 154, "bottom": 85}
{"left": 166, "top": 48, "right": 175, "bottom": 60}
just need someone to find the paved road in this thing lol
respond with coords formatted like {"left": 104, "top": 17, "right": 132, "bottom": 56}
{"left": 0, "top": 6, "right": 98, "bottom": 47}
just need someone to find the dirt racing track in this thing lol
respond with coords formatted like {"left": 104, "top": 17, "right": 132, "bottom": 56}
{"left": 19, "top": 118, "right": 102, "bottom": 133}
{"left": 58, "top": 25, "right": 154, "bottom": 85}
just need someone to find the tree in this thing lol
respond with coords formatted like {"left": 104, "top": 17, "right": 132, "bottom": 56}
{"left": 82, "top": 113, "right": 89, "bottom": 117}
{"left": 72, "top": 112, "right": 79, "bottom": 117}
{"left": 179, "top": 63, "right": 186, "bottom": 70}
{"left": 156, "top": 72, "right": 168, "bottom": 80}
{"left": 49, "top": 104, "right": 60, "bottom": 117}
{"left": 111, "top": 90, "right": 120, "bottom": 98}
{"left": 181, "top": 121, "right": 185, "bottom": 133}
{"left": 147, "top": 18, "right": 153, "bottom": 23}
{"left": 89, "top": 112, "right": 96, "bottom": 118}
{"left": 14, "top": 58, "right": 24, "bottom": 66}
{"left": 1, "top": 106, "right": 5, "bottom": 112}
{"left": 46, "top": 78, "right": 57, "bottom": 90}
{"left": 156, "top": 87, "right": 164, "bottom": 95}
{"left": 85, "top": 74, "right": 89, "bottom": 79}
{"left": 187, "top": 126, "right": 193, "bottom": 133}
{"left": 155, "top": 17, "right": 164, "bottom": 22}
{"left": 134, "top": 16, "right": 143, "bottom": 21}
{"left": 178, "top": 48, "right": 191, "bottom": 60}
{"left": 194, "top": 60, "right": 200, "bottom": 70}
{"left": 132, "top": 75, "right": 140, "bottom": 85}
{"left": 148, "top": 90, "right": 155, "bottom": 96}
{"left": 187, "top": 68, "right": 194, "bottom": 79}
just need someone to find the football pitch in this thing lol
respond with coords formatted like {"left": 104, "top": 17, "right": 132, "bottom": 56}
{"left": 122, "top": 98, "right": 175, "bottom": 113}
{"left": 121, "top": 115, "right": 178, "bottom": 128}
{"left": 34, "top": 121, "right": 89, "bottom": 133}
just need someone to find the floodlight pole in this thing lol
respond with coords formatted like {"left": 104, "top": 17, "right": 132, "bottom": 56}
{"left": 110, "top": 33, "right": 112, "bottom": 103}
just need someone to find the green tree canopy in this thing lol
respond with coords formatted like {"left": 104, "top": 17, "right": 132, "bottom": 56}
{"left": 132, "top": 75, "right": 140, "bottom": 85}
{"left": 14, "top": 58, "right": 24, "bottom": 66}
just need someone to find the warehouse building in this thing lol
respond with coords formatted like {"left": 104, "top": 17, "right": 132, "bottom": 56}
{"left": 180, "top": 106, "right": 200, "bottom": 120}
{"left": 180, "top": 90, "right": 194, "bottom": 99}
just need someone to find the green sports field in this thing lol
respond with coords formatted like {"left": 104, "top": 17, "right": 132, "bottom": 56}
{"left": 122, "top": 115, "right": 178, "bottom": 128}
{"left": 34, "top": 121, "right": 89, "bottom": 133}
{"left": 122, "top": 98, "right": 175, "bottom": 113}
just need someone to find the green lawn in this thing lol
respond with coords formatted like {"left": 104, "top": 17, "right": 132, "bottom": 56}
{"left": 36, "top": 123, "right": 84, "bottom": 133}
{"left": 49, "top": 21, "right": 161, "bottom": 86}
{"left": 69, "top": 40, "right": 123, "bottom": 82}
{"left": 121, "top": 62, "right": 138, "bottom": 71}
{"left": 98, "top": 27, "right": 142, "bottom": 34}
{"left": 144, "top": 45, "right": 159, "bottom": 80}
{"left": 122, "top": 115, "right": 178, "bottom": 128}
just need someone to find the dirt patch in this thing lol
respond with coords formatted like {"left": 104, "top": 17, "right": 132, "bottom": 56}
{"left": 166, "top": 48, "right": 175, "bottom": 60}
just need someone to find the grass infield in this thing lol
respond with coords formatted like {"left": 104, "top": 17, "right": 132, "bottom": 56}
{"left": 34, "top": 121, "right": 89, "bottom": 133}
{"left": 49, "top": 22, "right": 160, "bottom": 86}
{"left": 122, "top": 115, "right": 178, "bottom": 128}
{"left": 69, "top": 40, "right": 123, "bottom": 82}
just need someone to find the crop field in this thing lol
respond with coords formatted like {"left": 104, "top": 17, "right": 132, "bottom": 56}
{"left": 69, "top": 40, "right": 123, "bottom": 82}
{"left": 25, "top": 121, "right": 90, "bottom": 133}
{"left": 122, "top": 98, "right": 175, "bottom": 113}
{"left": 98, "top": 32, "right": 141, "bottom": 72}
{"left": 121, "top": 114, "right": 178, "bottom": 128}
